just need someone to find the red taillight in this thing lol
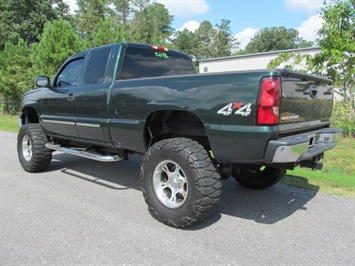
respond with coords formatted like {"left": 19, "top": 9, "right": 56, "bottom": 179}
{"left": 151, "top": 45, "right": 169, "bottom": 52}
{"left": 257, "top": 77, "right": 281, "bottom": 125}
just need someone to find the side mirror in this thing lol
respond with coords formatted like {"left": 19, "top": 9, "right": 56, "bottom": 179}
{"left": 36, "top": 76, "right": 51, "bottom": 88}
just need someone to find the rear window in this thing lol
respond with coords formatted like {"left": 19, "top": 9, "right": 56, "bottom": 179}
{"left": 119, "top": 46, "right": 195, "bottom": 80}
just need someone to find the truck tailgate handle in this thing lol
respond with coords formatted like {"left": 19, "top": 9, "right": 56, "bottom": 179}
{"left": 310, "top": 85, "right": 318, "bottom": 98}
{"left": 302, "top": 85, "right": 318, "bottom": 98}
{"left": 67, "top": 93, "right": 76, "bottom": 101}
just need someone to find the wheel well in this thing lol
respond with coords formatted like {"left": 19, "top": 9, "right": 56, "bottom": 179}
{"left": 20, "top": 107, "right": 39, "bottom": 125}
{"left": 144, "top": 110, "right": 210, "bottom": 149}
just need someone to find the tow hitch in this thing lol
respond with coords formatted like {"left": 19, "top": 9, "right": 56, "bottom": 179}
{"left": 300, "top": 153, "right": 324, "bottom": 170}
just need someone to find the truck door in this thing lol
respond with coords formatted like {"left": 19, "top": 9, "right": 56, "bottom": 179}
{"left": 39, "top": 57, "right": 85, "bottom": 138}
{"left": 75, "top": 47, "right": 113, "bottom": 142}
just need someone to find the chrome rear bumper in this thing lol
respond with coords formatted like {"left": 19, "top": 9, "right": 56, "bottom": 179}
{"left": 265, "top": 128, "right": 342, "bottom": 163}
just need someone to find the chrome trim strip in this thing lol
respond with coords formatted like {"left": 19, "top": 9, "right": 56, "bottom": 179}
{"left": 42, "top": 119, "right": 75, "bottom": 126}
{"left": 76, "top": 122, "right": 100, "bottom": 128}
{"left": 279, "top": 120, "right": 328, "bottom": 132}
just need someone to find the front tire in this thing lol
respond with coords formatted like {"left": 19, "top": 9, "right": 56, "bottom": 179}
{"left": 233, "top": 165, "right": 286, "bottom": 190}
{"left": 17, "top": 124, "right": 52, "bottom": 172}
{"left": 140, "top": 138, "right": 221, "bottom": 228}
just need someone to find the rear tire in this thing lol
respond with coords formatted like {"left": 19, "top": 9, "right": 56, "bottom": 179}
{"left": 17, "top": 124, "right": 52, "bottom": 172}
{"left": 140, "top": 138, "right": 221, "bottom": 228}
{"left": 233, "top": 165, "right": 286, "bottom": 190}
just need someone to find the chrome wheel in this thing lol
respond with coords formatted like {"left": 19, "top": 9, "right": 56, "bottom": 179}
{"left": 141, "top": 138, "right": 222, "bottom": 227}
{"left": 21, "top": 135, "right": 32, "bottom": 162}
{"left": 153, "top": 160, "right": 188, "bottom": 209}
{"left": 17, "top": 124, "right": 52, "bottom": 172}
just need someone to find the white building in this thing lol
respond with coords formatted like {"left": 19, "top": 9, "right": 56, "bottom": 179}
{"left": 199, "top": 47, "right": 320, "bottom": 73}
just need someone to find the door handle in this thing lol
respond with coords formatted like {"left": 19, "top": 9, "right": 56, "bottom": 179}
{"left": 67, "top": 93, "right": 76, "bottom": 101}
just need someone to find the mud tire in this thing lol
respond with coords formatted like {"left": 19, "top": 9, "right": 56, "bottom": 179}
{"left": 140, "top": 138, "right": 221, "bottom": 228}
{"left": 17, "top": 124, "right": 52, "bottom": 172}
{"left": 233, "top": 166, "right": 286, "bottom": 190}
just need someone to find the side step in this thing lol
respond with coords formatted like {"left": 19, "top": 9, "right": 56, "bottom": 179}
{"left": 45, "top": 143, "right": 124, "bottom": 162}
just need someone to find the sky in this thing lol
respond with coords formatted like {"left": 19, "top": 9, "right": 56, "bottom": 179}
{"left": 65, "top": 0, "right": 325, "bottom": 50}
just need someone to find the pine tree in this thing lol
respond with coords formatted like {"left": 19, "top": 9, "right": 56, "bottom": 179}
{"left": 0, "top": 0, "right": 70, "bottom": 49}
{"left": 31, "top": 20, "right": 82, "bottom": 78}
{"left": 0, "top": 40, "right": 32, "bottom": 114}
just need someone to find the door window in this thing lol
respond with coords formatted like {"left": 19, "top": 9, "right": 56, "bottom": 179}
{"left": 57, "top": 58, "right": 85, "bottom": 87}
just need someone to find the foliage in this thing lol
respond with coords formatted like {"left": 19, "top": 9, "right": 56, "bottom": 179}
{"left": 174, "top": 19, "right": 238, "bottom": 60}
{"left": 90, "top": 19, "right": 127, "bottom": 47}
{"left": 331, "top": 100, "right": 355, "bottom": 137}
{"left": 130, "top": 2, "right": 174, "bottom": 45}
{"left": 315, "top": 0, "right": 355, "bottom": 137}
{"left": 0, "top": 40, "right": 32, "bottom": 114}
{"left": 241, "top": 27, "right": 313, "bottom": 54}
{"left": 0, "top": 0, "right": 70, "bottom": 49}
{"left": 173, "top": 29, "right": 198, "bottom": 56}
{"left": 31, "top": 20, "right": 82, "bottom": 79}
{"left": 75, "top": 0, "right": 108, "bottom": 44}
{"left": 194, "top": 21, "right": 215, "bottom": 58}
{"left": 214, "top": 19, "right": 238, "bottom": 57}
{"left": 267, "top": 52, "right": 315, "bottom": 72}
{"left": 109, "top": 0, "right": 131, "bottom": 30}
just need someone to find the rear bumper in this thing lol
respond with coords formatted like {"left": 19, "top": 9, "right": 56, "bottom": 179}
{"left": 264, "top": 127, "right": 342, "bottom": 163}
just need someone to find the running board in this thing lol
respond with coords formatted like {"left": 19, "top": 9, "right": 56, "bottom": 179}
{"left": 45, "top": 143, "right": 124, "bottom": 162}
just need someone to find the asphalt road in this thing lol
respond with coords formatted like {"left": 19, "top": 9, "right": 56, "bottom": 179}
{"left": 1, "top": 130, "right": 354, "bottom": 265}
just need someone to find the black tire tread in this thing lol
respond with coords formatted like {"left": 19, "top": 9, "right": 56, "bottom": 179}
{"left": 140, "top": 138, "right": 221, "bottom": 228}
{"left": 17, "top": 124, "right": 52, "bottom": 172}
{"left": 233, "top": 166, "right": 286, "bottom": 190}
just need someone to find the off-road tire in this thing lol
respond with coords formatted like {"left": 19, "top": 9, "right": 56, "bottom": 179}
{"left": 233, "top": 166, "right": 286, "bottom": 190}
{"left": 17, "top": 124, "right": 52, "bottom": 172}
{"left": 140, "top": 138, "right": 221, "bottom": 228}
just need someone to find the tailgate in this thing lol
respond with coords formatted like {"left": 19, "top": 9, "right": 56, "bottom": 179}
{"left": 278, "top": 70, "right": 334, "bottom": 133}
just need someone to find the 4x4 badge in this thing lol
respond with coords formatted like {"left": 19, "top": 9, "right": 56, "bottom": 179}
{"left": 217, "top": 102, "right": 252, "bottom": 116}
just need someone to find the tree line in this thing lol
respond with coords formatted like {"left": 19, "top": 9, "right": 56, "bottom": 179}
{"left": 0, "top": 0, "right": 352, "bottom": 137}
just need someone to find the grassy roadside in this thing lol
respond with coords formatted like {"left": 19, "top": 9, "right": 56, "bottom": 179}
{"left": 283, "top": 137, "right": 355, "bottom": 197}
{"left": 1, "top": 114, "right": 354, "bottom": 197}
{"left": 0, "top": 114, "right": 18, "bottom": 133}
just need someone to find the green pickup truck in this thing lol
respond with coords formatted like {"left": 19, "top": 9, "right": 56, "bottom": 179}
{"left": 17, "top": 42, "right": 341, "bottom": 228}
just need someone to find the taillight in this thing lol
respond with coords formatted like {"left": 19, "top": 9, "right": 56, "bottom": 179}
{"left": 257, "top": 77, "right": 281, "bottom": 125}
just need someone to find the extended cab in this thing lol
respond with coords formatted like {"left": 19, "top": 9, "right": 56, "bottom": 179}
{"left": 17, "top": 43, "right": 341, "bottom": 228}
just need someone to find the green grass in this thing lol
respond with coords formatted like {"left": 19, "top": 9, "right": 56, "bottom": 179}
{"left": 1, "top": 113, "right": 354, "bottom": 196}
{"left": 283, "top": 137, "right": 355, "bottom": 197}
{"left": 0, "top": 114, "right": 19, "bottom": 133}
{"left": 283, "top": 169, "right": 355, "bottom": 197}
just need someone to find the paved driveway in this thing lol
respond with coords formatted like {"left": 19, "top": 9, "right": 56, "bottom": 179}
{"left": 1, "top": 130, "right": 354, "bottom": 265}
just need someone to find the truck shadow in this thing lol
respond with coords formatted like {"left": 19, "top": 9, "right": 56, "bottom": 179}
{"left": 195, "top": 178, "right": 319, "bottom": 229}
{"left": 50, "top": 153, "right": 142, "bottom": 191}
{"left": 49, "top": 152, "right": 319, "bottom": 228}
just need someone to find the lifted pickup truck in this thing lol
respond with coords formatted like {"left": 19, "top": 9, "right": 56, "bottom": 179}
{"left": 17, "top": 42, "right": 341, "bottom": 228}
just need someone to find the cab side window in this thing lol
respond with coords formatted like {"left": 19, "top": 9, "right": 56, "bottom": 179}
{"left": 57, "top": 58, "right": 85, "bottom": 87}
{"left": 83, "top": 48, "right": 111, "bottom": 85}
